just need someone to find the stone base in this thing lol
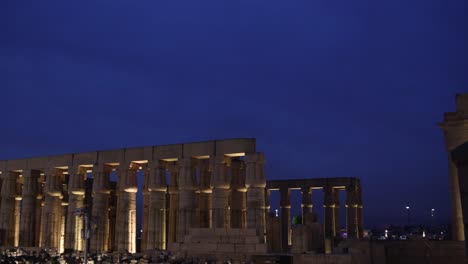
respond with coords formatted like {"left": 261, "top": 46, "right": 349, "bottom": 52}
{"left": 168, "top": 228, "right": 267, "bottom": 262}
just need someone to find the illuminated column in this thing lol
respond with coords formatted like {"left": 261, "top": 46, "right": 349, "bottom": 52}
{"left": 115, "top": 163, "right": 138, "bottom": 253}
{"left": 167, "top": 164, "right": 179, "bottom": 244}
{"left": 346, "top": 184, "right": 359, "bottom": 239}
{"left": 357, "top": 183, "right": 364, "bottom": 238}
{"left": 230, "top": 159, "right": 246, "bottom": 228}
{"left": 301, "top": 186, "right": 312, "bottom": 224}
{"left": 36, "top": 178, "right": 45, "bottom": 247}
{"left": 41, "top": 168, "right": 63, "bottom": 249}
{"left": 211, "top": 155, "right": 230, "bottom": 228}
{"left": 141, "top": 169, "right": 149, "bottom": 251}
{"left": 146, "top": 160, "right": 167, "bottom": 250}
{"left": 438, "top": 94, "right": 468, "bottom": 241}
{"left": 90, "top": 164, "right": 112, "bottom": 253}
{"left": 19, "top": 170, "right": 40, "bottom": 247}
{"left": 280, "top": 186, "right": 290, "bottom": 252}
{"left": 333, "top": 189, "right": 340, "bottom": 235}
{"left": 177, "top": 158, "right": 197, "bottom": 242}
{"left": 245, "top": 152, "right": 266, "bottom": 242}
{"left": 198, "top": 160, "right": 212, "bottom": 228}
{"left": 324, "top": 186, "right": 338, "bottom": 239}
{"left": 65, "top": 166, "right": 85, "bottom": 251}
{"left": 0, "top": 171, "right": 19, "bottom": 246}
{"left": 452, "top": 153, "right": 468, "bottom": 255}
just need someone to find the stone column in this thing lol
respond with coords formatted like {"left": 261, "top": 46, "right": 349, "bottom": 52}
{"left": 19, "top": 170, "right": 40, "bottom": 247}
{"left": 141, "top": 168, "right": 149, "bottom": 251}
{"left": 115, "top": 163, "right": 138, "bottom": 253}
{"left": 65, "top": 166, "right": 86, "bottom": 251}
{"left": 211, "top": 155, "right": 231, "bottom": 228}
{"left": 41, "top": 168, "right": 64, "bottom": 249}
{"left": 324, "top": 186, "right": 338, "bottom": 239}
{"left": 0, "top": 171, "right": 19, "bottom": 247}
{"left": 280, "top": 186, "right": 291, "bottom": 252}
{"left": 301, "top": 186, "right": 312, "bottom": 224}
{"left": 36, "top": 178, "right": 45, "bottom": 248}
{"left": 333, "top": 189, "right": 340, "bottom": 235}
{"left": 245, "top": 152, "right": 266, "bottom": 242}
{"left": 346, "top": 184, "right": 359, "bottom": 239}
{"left": 167, "top": 164, "right": 179, "bottom": 244}
{"left": 198, "top": 160, "right": 212, "bottom": 228}
{"left": 90, "top": 164, "right": 112, "bottom": 253}
{"left": 357, "top": 184, "right": 364, "bottom": 238}
{"left": 146, "top": 160, "right": 167, "bottom": 250}
{"left": 449, "top": 155, "right": 465, "bottom": 241}
{"left": 177, "top": 158, "right": 197, "bottom": 242}
{"left": 453, "top": 158, "right": 468, "bottom": 256}
{"left": 230, "top": 159, "right": 246, "bottom": 228}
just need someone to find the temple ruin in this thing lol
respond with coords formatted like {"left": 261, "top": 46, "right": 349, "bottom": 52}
{"left": 0, "top": 138, "right": 363, "bottom": 260}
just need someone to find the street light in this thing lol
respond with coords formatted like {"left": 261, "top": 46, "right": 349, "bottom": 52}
{"left": 405, "top": 205, "right": 410, "bottom": 226}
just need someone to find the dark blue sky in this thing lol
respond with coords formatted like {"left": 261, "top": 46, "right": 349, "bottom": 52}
{"left": 1, "top": 0, "right": 467, "bottom": 227}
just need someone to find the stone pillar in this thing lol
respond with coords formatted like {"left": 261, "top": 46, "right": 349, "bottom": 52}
{"left": 198, "top": 160, "right": 212, "bottom": 228}
{"left": 453, "top": 158, "right": 468, "bottom": 256}
{"left": 167, "top": 164, "right": 179, "bottom": 244}
{"left": 90, "top": 164, "right": 112, "bottom": 253}
{"left": 324, "top": 186, "right": 338, "bottom": 239}
{"left": 146, "top": 160, "right": 167, "bottom": 250}
{"left": 230, "top": 159, "right": 247, "bottom": 228}
{"left": 333, "top": 190, "right": 340, "bottom": 235}
{"left": 0, "top": 171, "right": 19, "bottom": 247}
{"left": 41, "top": 168, "right": 64, "bottom": 249}
{"left": 211, "top": 155, "right": 231, "bottom": 228}
{"left": 142, "top": 168, "right": 149, "bottom": 251}
{"left": 115, "top": 163, "right": 138, "bottom": 253}
{"left": 245, "top": 152, "right": 266, "bottom": 242}
{"left": 438, "top": 95, "right": 468, "bottom": 241}
{"left": 357, "top": 190, "right": 364, "bottom": 238}
{"left": 346, "top": 184, "right": 359, "bottom": 239}
{"left": 301, "top": 186, "right": 312, "bottom": 224}
{"left": 36, "top": 178, "right": 45, "bottom": 248}
{"left": 280, "top": 186, "right": 291, "bottom": 252}
{"left": 64, "top": 166, "right": 86, "bottom": 251}
{"left": 177, "top": 158, "right": 197, "bottom": 242}
{"left": 449, "top": 155, "right": 465, "bottom": 241}
{"left": 19, "top": 170, "right": 40, "bottom": 247}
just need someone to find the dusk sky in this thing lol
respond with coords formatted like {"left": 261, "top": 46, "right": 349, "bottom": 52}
{"left": 1, "top": 1, "right": 467, "bottom": 228}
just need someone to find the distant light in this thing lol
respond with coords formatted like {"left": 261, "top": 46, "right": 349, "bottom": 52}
{"left": 275, "top": 209, "right": 279, "bottom": 217}
{"left": 405, "top": 206, "right": 410, "bottom": 210}
{"left": 385, "top": 230, "right": 388, "bottom": 238}
{"left": 422, "top": 231, "right": 426, "bottom": 238}
{"left": 140, "top": 229, "right": 143, "bottom": 233}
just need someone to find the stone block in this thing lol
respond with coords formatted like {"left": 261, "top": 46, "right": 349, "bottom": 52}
{"left": 215, "top": 228, "right": 227, "bottom": 236}
{"left": 241, "top": 244, "right": 255, "bottom": 253}
{"left": 167, "top": 243, "right": 180, "bottom": 252}
{"left": 217, "top": 243, "right": 235, "bottom": 252}
{"left": 239, "top": 228, "right": 257, "bottom": 236}
{"left": 255, "top": 243, "right": 267, "bottom": 253}
{"left": 245, "top": 236, "right": 260, "bottom": 244}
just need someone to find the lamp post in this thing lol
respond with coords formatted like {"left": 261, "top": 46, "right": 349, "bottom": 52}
{"left": 405, "top": 206, "right": 410, "bottom": 226}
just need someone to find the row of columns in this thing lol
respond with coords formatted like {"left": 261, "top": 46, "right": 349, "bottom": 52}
{"left": 0, "top": 152, "right": 266, "bottom": 253}
{"left": 271, "top": 183, "right": 363, "bottom": 252}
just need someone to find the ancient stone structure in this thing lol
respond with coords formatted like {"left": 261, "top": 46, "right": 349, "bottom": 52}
{"left": 441, "top": 94, "right": 468, "bottom": 262}
{"left": 440, "top": 94, "right": 468, "bottom": 242}
{"left": 266, "top": 178, "right": 363, "bottom": 253}
{"left": 0, "top": 139, "right": 267, "bottom": 254}
{"left": 0, "top": 138, "right": 364, "bottom": 260}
